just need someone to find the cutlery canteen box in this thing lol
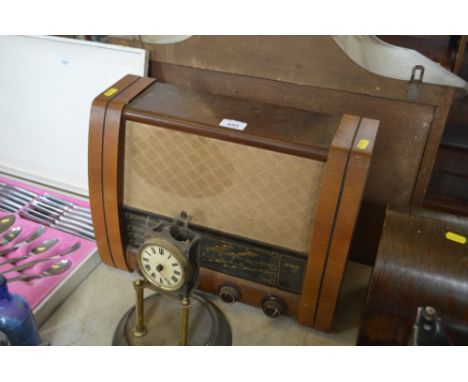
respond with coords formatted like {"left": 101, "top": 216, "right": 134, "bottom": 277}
{"left": 0, "top": 36, "right": 147, "bottom": 326}
{"left": 88, "top": 75, "right": 379, "bottom": 331}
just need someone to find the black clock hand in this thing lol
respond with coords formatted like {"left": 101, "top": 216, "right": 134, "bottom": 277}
{"left": 156, "top": 264, "right": 171, "bottom": 284}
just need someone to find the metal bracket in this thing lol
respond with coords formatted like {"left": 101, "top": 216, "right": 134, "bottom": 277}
{"left": 407, "top": 65, "right": 425, "bottom": 100}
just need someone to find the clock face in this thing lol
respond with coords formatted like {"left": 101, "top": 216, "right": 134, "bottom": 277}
{"left": 138, "top": 242, "right": 186, "bottom": 291}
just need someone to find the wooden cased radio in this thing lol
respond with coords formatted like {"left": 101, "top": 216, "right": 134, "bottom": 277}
{"left": 88, "top": 75, "right": 378, "bottom": 331}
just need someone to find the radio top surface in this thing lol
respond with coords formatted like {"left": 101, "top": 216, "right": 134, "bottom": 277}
{"left": 124, "top": 82, "right": 342, "bottom": 161}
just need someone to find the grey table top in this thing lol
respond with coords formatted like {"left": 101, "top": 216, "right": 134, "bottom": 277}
{"left": 39, "top": 261, "right": 371, "bottom": 346}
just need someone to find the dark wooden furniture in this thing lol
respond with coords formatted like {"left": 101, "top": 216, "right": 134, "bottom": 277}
{"left": 377, "top": 35, "right": 468, "bottom": 219}
{"left": 358, "top": 206, "right": 468, "bottom": 345}
{"left": 88, "top": 75, "right": 378, "bottom": 331}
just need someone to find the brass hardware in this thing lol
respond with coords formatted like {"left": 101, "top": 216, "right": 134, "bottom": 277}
{"left": 133, "top": 279, "right": 147, "bottom": 337}
{"left": 179, "top": 297, "right": 190, "bottom": 345}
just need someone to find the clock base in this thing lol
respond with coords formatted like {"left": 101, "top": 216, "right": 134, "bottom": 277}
{"left": 112, "top": 291, "right": 232, "bottom": 346}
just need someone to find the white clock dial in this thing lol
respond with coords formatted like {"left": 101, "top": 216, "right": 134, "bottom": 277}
{"left": 138, "top": 243, "right": 186, "bottom": 291}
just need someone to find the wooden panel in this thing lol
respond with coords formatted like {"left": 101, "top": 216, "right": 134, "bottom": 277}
{"left": 424, "top": 194, "right": 468, "bottom": 217}
{"left": 411, "top": 88, "right": 455, "bottom": 204}
{"left": 124, "top": 82, "right": 341, "bottom": 161}
{"left": 88, "top": 74, "right": 141, "bottom": 267}
{"left": 358, "top": 206, "right": 468, "bottom": 345}
{"left": 109, "top": 35, "right": 452, "bottom": 103}
{"left": 88, "top": 75, "right": 155, "bottom": 270}
{"left": 313, "top": 118, "right": 378, "bottom": 331}
{"left": 453, "top": 36, "right": 467, "bottom": 74}
{"left": 101, "top": 77, "right": 156, "bottom": 270}
{"left": 427, "top": 172, "right": 468, "bottom": 203}
{"left": 297, "top": 115, "right": 359, "bottom": 327}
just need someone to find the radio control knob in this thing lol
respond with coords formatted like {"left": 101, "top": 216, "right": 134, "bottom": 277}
{"left": 218, "top": 285, "right": 240, "bottom": 304}
{"left": 262, "top": 296, "right": 286, "bottom": 318}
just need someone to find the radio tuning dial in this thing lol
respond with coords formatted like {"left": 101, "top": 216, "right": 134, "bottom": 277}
{"left": 262, "top": 296, "right": 286, "bottom": 318}
{"left": 218, "top": 285, "right": 241, "bottom": 304}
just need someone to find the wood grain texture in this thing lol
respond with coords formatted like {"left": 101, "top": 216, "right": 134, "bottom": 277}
{"left": 297, "top": 115, "right": 359, "bottom": 327}
{"left": 411, "top": 87, "right": 455, "bottom": 205}
{"left": 358, "top": 206, "right": 468, "bottom": 345}
{"left": 124, "top": 82, "right": 341, "bottom": 161}
{"left": 108, "top": 35, "right": 453, "bottom": 103}
{"left": 313, "top": 118, "right": 378, "bottom": 331}
{"left": 88, "top": 76, "right": 155, "bottom": 270}
{"left": 101, "top": 77, "right": 155, "bottom": 270}
{"left": 453, "top": 36, "right": 467, "bottom": 74}
{"left": 88, "top": 74, "right": 141, "bottom": 267}
{"left": 424, "top": 193, "right": 468, "bottom": 217}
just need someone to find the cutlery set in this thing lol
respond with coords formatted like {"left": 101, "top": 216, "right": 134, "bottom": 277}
{"left": 0, "top": 181, "right": 94, "bottom": 240}
{"left": 0, "top": 214, "right": 81, "bottom": 283}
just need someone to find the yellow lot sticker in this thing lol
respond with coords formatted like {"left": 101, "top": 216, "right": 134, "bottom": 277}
{"left": 1, "top": 218, "right": 10, "bottom": 223}
{"left": 104, "top": 87, "right": 118, "bottom": 97}
{"left": 357, "top": 139, "right": 370, "bottom": 150}
{"left": 445, "top": 231, "right": 467, "bottom": 245}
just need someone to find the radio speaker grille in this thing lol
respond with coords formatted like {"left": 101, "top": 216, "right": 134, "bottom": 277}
{"left": 123, "top": 121, "right": 325, "bottom": 253}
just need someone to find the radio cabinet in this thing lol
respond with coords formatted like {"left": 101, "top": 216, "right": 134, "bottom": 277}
{"left": 88, "top": 75, "right": 378, "bottom": 331}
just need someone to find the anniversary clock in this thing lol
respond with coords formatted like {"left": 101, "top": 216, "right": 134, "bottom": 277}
{"left": 112, "top": 212, "right": 232, "bottom": 346}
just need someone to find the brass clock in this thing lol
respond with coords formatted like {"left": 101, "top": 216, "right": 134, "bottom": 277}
{"left": 112, "top": 212, "right": 232, "bottom": 346}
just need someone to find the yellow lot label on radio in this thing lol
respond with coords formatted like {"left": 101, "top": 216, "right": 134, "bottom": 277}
{"left": 1, "top": 218, "right": 9, "bottom": 223}
{"left": 37, "top": 246, "right": 45, "bottom": 251}
{"left": 445, "top": 231, "right": 467, "bottom": 245}
{"left": 357, "top": 139, "right": 370, "bottom": 150}
{"left": 104, "top": 87, "right": 118, "bottom": 97}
